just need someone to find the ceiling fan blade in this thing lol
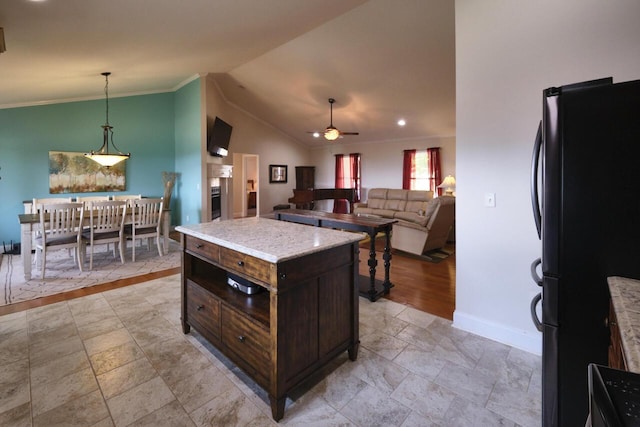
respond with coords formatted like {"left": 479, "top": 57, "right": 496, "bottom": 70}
{"left": 305, "top": 98, "right": 359, "bottom": 140}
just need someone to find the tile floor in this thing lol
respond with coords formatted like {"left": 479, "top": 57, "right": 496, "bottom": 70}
{"left": 0, "top": 274, "right": 541, "bottom": 426}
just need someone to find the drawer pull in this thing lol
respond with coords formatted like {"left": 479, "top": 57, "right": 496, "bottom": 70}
{"left": 280, "top": 273, "right": 286, "bottom": 280}
{"left": 195, "top": 243, "right": 204, "bottom": 249}
{"left": 237, "top": 261, "right": 245, "bottom": 267}
{"left": 238, "top": 335, "right": 246, "bottom": 343}
{"left": 196, "top": 305, "right": 204, "bottom": 311}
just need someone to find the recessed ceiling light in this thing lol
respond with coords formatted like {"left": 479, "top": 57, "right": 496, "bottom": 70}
{"left": 312, "top": 132, "right": 320, "bottom": 138}
{"left": 397, "top": 119, "right": 406, "bottom": 126}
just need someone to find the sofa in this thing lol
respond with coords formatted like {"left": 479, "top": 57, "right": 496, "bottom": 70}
{"left": 353, "top": 188, "right": 455, "bottom": 256}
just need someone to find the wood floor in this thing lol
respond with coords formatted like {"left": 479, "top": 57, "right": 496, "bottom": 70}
{"left": 1, "top": 239, "right": 455, "bottom": 320}
{"left": 358, "top": 239, "right": 455, "bottom": 320}
{"left": 0, "top": 267, "right": 181, "bottom": 317}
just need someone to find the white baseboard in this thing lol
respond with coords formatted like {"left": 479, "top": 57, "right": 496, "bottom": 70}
{"left": 453, "top": 310, "right": 542, "bottom": 356}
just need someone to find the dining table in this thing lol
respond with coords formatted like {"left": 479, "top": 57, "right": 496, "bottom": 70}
{"left": 17, "top": 209, "right": 171, "bottom": 280}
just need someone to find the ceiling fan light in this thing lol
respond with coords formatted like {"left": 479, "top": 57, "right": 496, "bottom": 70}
{"left": 324, "top": 127, "right": 340, "bottom": 141}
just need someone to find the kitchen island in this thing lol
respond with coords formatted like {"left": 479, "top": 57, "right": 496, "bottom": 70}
{"left": 176, "top": 217, "right": 362, "bottom": 421}
{"left": 608, "top": 276, "right": 640, "bottom": 372}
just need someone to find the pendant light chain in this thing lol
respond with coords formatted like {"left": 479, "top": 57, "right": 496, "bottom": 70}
{"left": 84, "top": 71, "right": 130, "bottom": 167}
{"left": 104, "top": 73, "right": 110, "bottom": 126}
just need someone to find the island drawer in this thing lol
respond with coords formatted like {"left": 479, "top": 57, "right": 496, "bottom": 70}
{"left": 219, "top": 247, "right": 274, "bottom": 285}
{"left": 186, "top": 280, "right": 221, "bottom": 339}
{"left": 221, "top": 306, "right": 270, "bottom": 377}
{"left": 185, "top": 236, "right": 219, "bottom": 263}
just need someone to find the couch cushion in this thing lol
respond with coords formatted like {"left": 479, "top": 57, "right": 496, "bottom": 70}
{"left": 387, "top": 189, "right": 408, "bottom": 201}
{"left": 394, "top": 211, "right": 428, "bottom": 227}
{"left": 407, "top": 190, "right": 433, "bottom": 202}
{"left": 423, "top": 198, "right": 440, "bottom": 224}
{"left": 367, "top": 188, "right": 388, "bottom": 200}
{"left": 368, "top": 198, "right": 386, "bottom": 209}
{"left": 353, "top": 207, "right": 375, "bottom": 215}
{"left": 373, "top": 209, "right": 397, "bottom": 219}
{"left": 382, "top": 189, "right": 407, "bottom": 211}
{"left": 384, "top": 198, "right": 406, "bottom": 211}
{"left": 405, "top": 200, "right": 427, "bottom": 214}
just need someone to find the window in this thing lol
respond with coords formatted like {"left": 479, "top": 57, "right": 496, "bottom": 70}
{"left": 334, "top": 153, "right": 361, "bottom": 213}
{"left": 411, "top": 151, "right": 431, "bottom": 190}
{"left": 402, "top": 148, "right": 442, "bottom": 194}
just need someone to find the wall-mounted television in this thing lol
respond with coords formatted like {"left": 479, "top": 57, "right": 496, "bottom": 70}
{"left": 207, "top": 116, "right": 233, "bottom": 157}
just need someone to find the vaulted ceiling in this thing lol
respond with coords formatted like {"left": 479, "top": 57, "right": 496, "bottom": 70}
{"left": 0, "top": 0, "right": 455, "bottom": 147}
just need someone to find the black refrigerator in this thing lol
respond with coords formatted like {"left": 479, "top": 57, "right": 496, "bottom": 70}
{"left": 530, "top": 77, "right": 640, "bottom": 426}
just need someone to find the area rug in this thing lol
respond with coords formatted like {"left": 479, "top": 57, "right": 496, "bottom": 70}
{"left": 1, "top": 241, "right": 181, "bottom": 306}
{"left": 396, "top": 247, "right": 455, "bottom": 264}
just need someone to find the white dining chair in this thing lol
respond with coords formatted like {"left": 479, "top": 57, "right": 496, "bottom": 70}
{"left": 111, "top": 194, "right": 142, "bottom": 202}
{"left": 35, "top": 202, "right": 85, "bottom": 278}
{"left": 82, "top": 200, "right": 127, "bottom": 270}
{"left": 31, "top": 197, "right": 72, "bottom": 214}
{"left": 76, "top": 195, "right": 110, "bottom": 206}
{"left": 31, "top": 197, "right": 75, "bottom": 255}
{"left": 125, "top": 198, "right": 164, "bottom": 262}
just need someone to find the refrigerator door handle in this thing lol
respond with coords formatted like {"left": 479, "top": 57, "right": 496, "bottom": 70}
{"left": 531, "top": 121, "right": 543, "bottom": 239}
{"left": 530, "top": 257, "right": 542, "bottom": 286}
{"left": 531, "top": 292, "right": 543, "bottom": 332}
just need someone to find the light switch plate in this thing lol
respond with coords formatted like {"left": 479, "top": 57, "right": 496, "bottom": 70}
{"left": 484, "top": 193, "right": 496, "bottom": 207}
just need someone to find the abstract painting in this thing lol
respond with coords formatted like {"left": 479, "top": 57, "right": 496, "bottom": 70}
{"left": 49, "top": 151, "right": 125, "bottom": 193}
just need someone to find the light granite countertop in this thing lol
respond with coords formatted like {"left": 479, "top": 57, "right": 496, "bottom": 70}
{"left": 608, "top": 276, "right": 640, "bottom": 372}
{"left": 175, "top": 216, "right": 364, "bottom": 263}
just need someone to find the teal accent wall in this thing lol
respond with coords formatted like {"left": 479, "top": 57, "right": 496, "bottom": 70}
{"left": 0, "top": 92, "right": 175, "bottom": 244}
{"left": 174, "top": 78, "right": 202, "bottom": 226}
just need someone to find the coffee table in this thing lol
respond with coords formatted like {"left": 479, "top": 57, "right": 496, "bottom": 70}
{"left": 273, "top": 209, "right": 396, "bottom": 301}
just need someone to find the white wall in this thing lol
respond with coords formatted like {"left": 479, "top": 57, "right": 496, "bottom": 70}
{"left": 204, "top": 76, "right": 311, "bottom": 216}
{"left": 309, "top": 135, "right": 456, "bottom": 210}
{"left": 455, "top": 0, "right": 640, "bottom": 354}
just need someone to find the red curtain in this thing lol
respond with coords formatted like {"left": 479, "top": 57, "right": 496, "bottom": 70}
{"left": 334, "top": 154, "right": 347, "bottom": 213}
{"left": 334, "top": 153, "right": 361, "bottom": 213}
{"left": 402, "top": 150, "right": 416, "bottom": 190}
{"left": 427, "top": 147, "right": 442, "bottom": 196}
{"left": 350, "top": 153, "right": 361, "bottom": 203}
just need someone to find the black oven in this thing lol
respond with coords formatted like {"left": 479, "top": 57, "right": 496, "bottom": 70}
{"left": 211, "top": 186, "right": 221, "bottom": 220}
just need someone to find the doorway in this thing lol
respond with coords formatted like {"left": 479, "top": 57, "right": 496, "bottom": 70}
{"left": 232, "top": 153, "right": 259, "bottom": 218}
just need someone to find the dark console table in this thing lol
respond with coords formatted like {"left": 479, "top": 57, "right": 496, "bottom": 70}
{"left": 274, "top": 209, "right": 396, "bottom": 301}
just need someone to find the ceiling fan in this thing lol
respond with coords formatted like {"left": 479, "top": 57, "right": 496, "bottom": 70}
{"left": 309, "top": 98, "right": 359, "bottom": 141}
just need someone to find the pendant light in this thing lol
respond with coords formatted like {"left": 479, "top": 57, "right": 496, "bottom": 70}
{"left": 84, "top": 72, "right": 130, "bottom": 167}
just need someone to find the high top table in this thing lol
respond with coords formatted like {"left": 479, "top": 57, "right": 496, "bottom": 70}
{"left": 273, "top": 209, "right": 396, "bottom": 301}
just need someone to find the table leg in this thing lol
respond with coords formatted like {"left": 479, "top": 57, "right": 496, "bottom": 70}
{"left": 269, "top": 395, "right": 286, "bottom": 422}
{"left": 21, "top": 222, "right": 32, "bottom": 280}
{"left": 366, "top": 230, "right": 378, "bottom": 300}
{"left": 382, "top": 229, "right": 394, "bottom": 294}
{"left": 162, "top": 210, "right": 170, "bottom": 254}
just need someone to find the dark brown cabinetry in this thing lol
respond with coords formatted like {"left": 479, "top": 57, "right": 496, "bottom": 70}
{"left": 295, "top": 166, "right": 315, "bottom": 190}
{"left": 180, "top": 233, "right": 359, "bottom": 421}
{"left": 294, "top": 166, "right": 315, "bottom": 209}
{"left": 608, "top": 300, "right": 627, "bottom": 370}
